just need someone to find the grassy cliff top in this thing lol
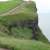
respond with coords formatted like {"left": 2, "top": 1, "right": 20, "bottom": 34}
{"left": 0, "top": 1, "right": 48, "bottom": 43}
{"left": 0, "top": 0, "right": 22, "bottom": 14}
{"left": 0, "top": 1, "right": 37, "bottom": 21}
{"left": 0, "top": 1, "right": 49, "bottom": 50}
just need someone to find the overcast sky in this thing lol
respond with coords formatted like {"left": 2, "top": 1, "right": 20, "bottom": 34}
{"left": 34, "top": 0, "right": 50, "bottom": 14}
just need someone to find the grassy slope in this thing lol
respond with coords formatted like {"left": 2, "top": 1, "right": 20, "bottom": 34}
{"left": 0, "top": 1, "right": 48, "bottom": 43}
{"left": 0, "top": 0, "right": 22, "bottom": 14}
{"left": 0, "top": 27, "right": 48, "bottom": 43}
{"left": 0, "top": 1, "right": 49, "bottom": 50}
{"left": 0, "top": 37, "right": 50, "bottom": 50}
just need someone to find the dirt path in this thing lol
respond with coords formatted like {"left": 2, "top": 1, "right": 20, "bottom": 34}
{"left": 0, "top": 2, "right": 26, "bottom": 16}
{"left": 0, "top": 48, "right": 9, "bottom": 50}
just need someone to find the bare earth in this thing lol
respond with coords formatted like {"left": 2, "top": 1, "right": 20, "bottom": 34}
{"left": 0, "top": 48, "right": 9, "bottom": 50}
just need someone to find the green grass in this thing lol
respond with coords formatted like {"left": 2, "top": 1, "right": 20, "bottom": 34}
{"left": 0, "top": 24, "right": 33, "bottom": 39}
{"left": 0, "top": 37, "right": 50, "bottom": 50}
{"left": 0, "top": 1, "right": 49, "bottom": 50}
{"left": 0, "top": 13, "right": 37, "bottom": 21}
{"left": 0, "top": 1, "right": 48, "bottom": 43}
{"left": 0, "top": 0, "right": 38, "bottom": 41}
{"left": 0, "top": 0, "right": 22, "bottom": 14}
{"left": 0, "top": 1, "right": 37, "bottom": 20}
{"left": 0, "top": 25, "right": 48, "bottom": 43}
{"left": 11, "top": 27, "right": 32, "bottom": 39}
